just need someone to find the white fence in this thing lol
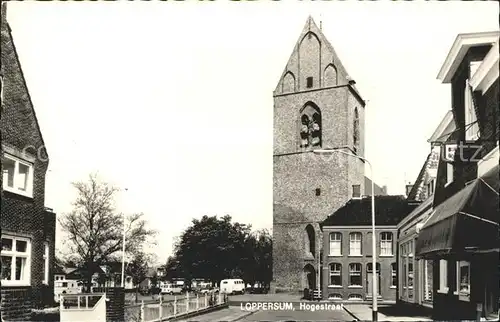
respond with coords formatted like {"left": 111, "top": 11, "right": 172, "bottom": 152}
{"left": 60, "top": 293, "right": 106, "bottom": 322}
{"left": 125, "top": 292, "right": 227, "bottom": 322}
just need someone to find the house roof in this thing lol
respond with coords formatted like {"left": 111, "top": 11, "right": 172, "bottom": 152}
{"left": 1, "top": 2, "right": 50, "bottom": 158}
{"left": 437, "top": 31, "right": 499, "bottom": 83}
{"left": 407, "top": 152, "right": 432, "bottom": 201}
{"left": 321, "top": 195, "right": 420, "bottom": 227}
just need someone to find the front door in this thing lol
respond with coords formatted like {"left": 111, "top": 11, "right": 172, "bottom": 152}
{"left": 366, "top": 272, "right": 379, "bottom": 297}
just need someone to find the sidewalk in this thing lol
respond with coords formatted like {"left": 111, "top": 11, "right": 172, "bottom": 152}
{"left": 175, "top": 307, "right": 256, "bottom": 322}
{"left": 343, "top": 304, "right": 433, "bottom": 321}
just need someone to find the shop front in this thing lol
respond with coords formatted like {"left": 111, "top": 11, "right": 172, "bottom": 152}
{"left": 415, "top": 165, "right": 499, "bottom": 321}
{"left": 397, "top": 197, "right": 434, "bottom": 310}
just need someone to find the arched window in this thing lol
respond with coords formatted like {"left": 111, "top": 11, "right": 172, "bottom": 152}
{"left": 329, "top": 263, "right": 342, "bottom": 286}
{"left": 353, "top": 107, "right": 360, "bottom": 153}
{"left": 299, "top": 103, "right": 322, "bottom": 149}
{"left": 305, "top": 225, "right": 316, "bottom": 257}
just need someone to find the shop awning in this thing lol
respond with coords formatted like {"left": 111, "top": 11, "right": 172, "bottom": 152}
{"left": 415, "top": 165, "right": 499, "bottom": 258}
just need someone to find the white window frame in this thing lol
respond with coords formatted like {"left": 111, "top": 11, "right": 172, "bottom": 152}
{"left": 455, "top": 261, "right": 471, "bottom": 301}
{"left": 380, "top": 232, "right": 393, "bottom": 256}
{"left": 349, "top": 263, "right": 362, "bottom": 287}
{"left": 1, "top": 235, "right": 32, "bottom": 286}
{"left": 329, "top": 263, "right": 342, "bottom": 287}
{"left": 2, "top": 153, "right": 34, "bottom": 198}
{"left": 446, "top": 163, "right": 454, "bottom": 186}
{"left": 438, "top": 259, "right": 448, "bottom": 293}
{"left": 349, "top": 232, "right": 362, "bottom": 256}
{"left": 43, "top": 242, "right": 49, "bottom": 285}
{"left": 464, "top": 79, "right": 479, "bottom": 141}
{"left": 423, "top": 260, "right": 433, "bottom": 302}
{"left": 348, "top": 294, "right": 363, "bottom": 301}
{"left": 329, "top": 232, "right": 342, "bottom": 256}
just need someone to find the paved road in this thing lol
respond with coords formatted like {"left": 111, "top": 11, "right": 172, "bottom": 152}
{"left": 177, "top": 305, "right": 355, "bottom": 321}
{"left": 240, "top": 309, "right": 354, "bottom": 321}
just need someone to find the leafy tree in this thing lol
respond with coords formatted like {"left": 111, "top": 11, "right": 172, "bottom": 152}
{"left": 254, "top": 229, "right": 272, "bottom": 288}
{"left": 59, "top": 173, "right": 157, "bottom": 291}
{"left": 126, "top": 251, "right": 151, "bottom": 303}
{"left": 150, "top": 271, "right": 158, "bottom": 288}
{"left": 172, "top": 215, "right": 251, "bottom": 285}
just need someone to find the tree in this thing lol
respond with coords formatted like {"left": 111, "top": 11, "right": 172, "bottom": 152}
{"left": 126, "top": 251, "right": 151, "bottom": 303}
{"left": 173, "top": 215, "right": 251, "bottom": 285}
{"left": 59, "top": 173, "right": 157, "bottom": 291}
{"left": 254, "top": 229, "right": 272, "bottom": 288}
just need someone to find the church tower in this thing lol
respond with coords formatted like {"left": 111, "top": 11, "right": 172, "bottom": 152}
{"left": 272, "top": 16, "right": 366, "bottom": 293}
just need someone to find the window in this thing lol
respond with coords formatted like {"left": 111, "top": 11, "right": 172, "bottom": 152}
{"left": 329, "top": 233, "right": 342, "bottom": 256}
{"left": 391, "top": 263, "right": 397, "bottom": 288}
{"left": 315, "top": 188, "right": 321, "bottom": 196}
{"left": 353, "top": 107, "right": 360, "bottom": 152}
{"left": 348, "top": 294, "right": 363, "bottom": 301}
{"left": 380, "top": 232, "right": 393, "bottom": 256}
{"left": 2, "top": 154, "right": 34, "bottom": 197}
{"left": 457, "top": 261, "right": 470, "bottom": 298}
{"left": 328, "top": 293, "right": 342, "bottom": 300}
{"left": 299, "top": 103, "right": 322, "bottom": 149}
{"left": 423, "top": 260, "right": 433, "bottom": 301}
{"left": 349, "top": 263, "right": 362, "bottom": 286}
{"left": 329, "top": 263, "right": 342, "bottom": 286}
{"left": 352, "top": 185, "right": 361, "bottom": 199}
{"left": 464, "top": 79, "right": 479, "bottom": 141}
{"left": 43, "top": 242, "right": 49, "bottom": 285}
{"left": 306, "top": 77, "right": 313, "bottom": 88}
{"left": 439, "top": 259, "right": 448, "bottom": 293}
{"left": 1, "top": 236, "right": 31, "bottom": 286}
{"left": 349, "top": 233, "right": 362, "bottom": 256}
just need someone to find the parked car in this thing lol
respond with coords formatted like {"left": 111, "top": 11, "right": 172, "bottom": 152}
{"left": 161, "top": 283, "right": 183, "bottom": 295}
{"left": 220, "top": 279, "right": 245, "bottom": 295}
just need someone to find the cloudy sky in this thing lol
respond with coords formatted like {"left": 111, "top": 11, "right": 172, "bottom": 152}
{"left": 6, "top": 1, "right": 499, "bottom": 263}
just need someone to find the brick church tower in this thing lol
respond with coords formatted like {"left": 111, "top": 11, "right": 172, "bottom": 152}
{"left": 272, "top": 16, "right": 366, "bottom": 293}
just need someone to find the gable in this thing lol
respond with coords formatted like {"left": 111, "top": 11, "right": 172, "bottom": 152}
{"left": 273, "top": 16, "right": 354, "bottom": 96}
{"left": 1, "top": 3, "right": 48, "bottom": 158}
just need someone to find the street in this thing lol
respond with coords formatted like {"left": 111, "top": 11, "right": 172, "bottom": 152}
{"left": 176, "top": 306, "right": 355, "bottom": 322}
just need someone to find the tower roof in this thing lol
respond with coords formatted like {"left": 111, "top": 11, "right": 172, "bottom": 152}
{"left": 273, "top": 16, "right": 364, "bottom": 103}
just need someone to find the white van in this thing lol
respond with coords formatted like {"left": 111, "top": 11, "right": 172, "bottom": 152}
{"left": 54, "top": 279, "right": 80, "bottom": 302}
{"left": 161, "top": 283, "right": 182, "bottom": 295}
{"left": 220, "top": 279, "right": 245, "bottom": 295}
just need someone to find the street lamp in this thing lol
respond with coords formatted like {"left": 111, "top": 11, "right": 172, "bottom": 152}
{"left": 121, "top": 188, "right": 128, "bottom": 288}
{"left": 313, "top": 147, "right": 378, "bottom": 322}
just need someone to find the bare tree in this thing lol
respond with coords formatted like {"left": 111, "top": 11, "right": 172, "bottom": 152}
{"left": 59, "top": 173, "right": 157, "bottom": 291}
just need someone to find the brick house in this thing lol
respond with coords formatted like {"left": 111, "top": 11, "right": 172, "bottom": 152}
{"left": 1, "top": 3, "right": 57, "bottom": 320}
{"left": 396, "top": 110, "right": 455, "bottom": 310}
{"left": 320, "top": 196, "right": 419, "bottom": 302}
{"left": 415, "top": 31, "right": 499, "bottom": 321}
{"left": 272, "top": 16, "right": 366, "bottom": 294}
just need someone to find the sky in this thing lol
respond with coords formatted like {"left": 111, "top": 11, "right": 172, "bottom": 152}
{"left": 6, "top": 1, "right": 499, "bottom": 264}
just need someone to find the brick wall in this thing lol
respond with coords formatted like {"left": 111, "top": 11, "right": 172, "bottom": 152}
{"left": 272, "top": 17, "right": 365, "bottom": 293}
{"left": 1, "top": 288, "right": 32, "bottom": 321}
{"left": 321, "top": 227, "right": 397, "bottom": 301}
{"left": 1, "top": 1, "right": 56, "bottom": 317}
{"left": 94, "top": 287, "right": 125, "bottom": 322}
